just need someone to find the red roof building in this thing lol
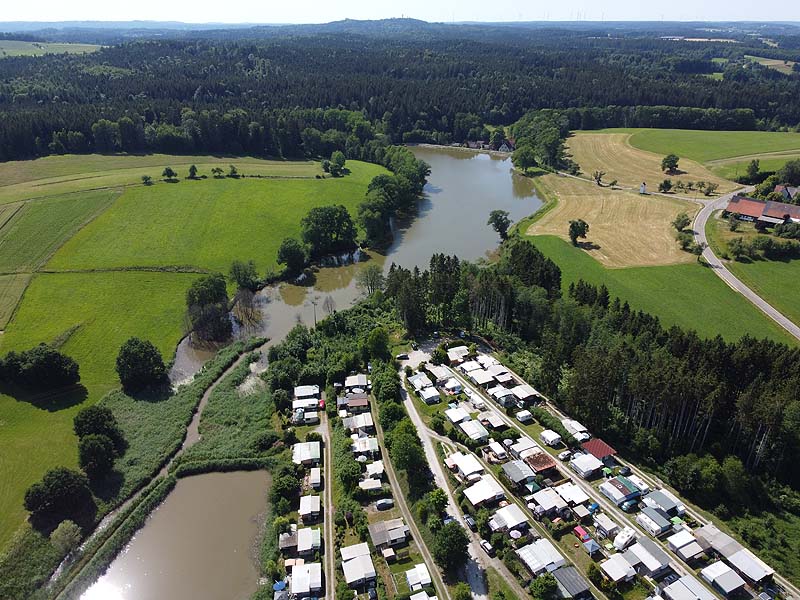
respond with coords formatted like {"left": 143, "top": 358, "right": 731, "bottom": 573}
{"left": 581, "top": 438, "right": 617, "bottom": 461}
{"left": 763, "top": 200, "right": 800, "bottom": 222}
{"left": 525, "top": 452, "right": 558, "bottom": 474}
{"left": 724, "top": 196, "right": 767, "bottom": 220}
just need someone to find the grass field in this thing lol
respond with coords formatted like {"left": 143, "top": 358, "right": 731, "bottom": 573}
{"left": 745, "top": 55, "right": 798, "bottom": 75}
{"left": 526, "top": 174, "right": 697, "bottom": 267}
{"left": 626, "top": 129, "right": 800, "bottom": 163}
{"left": 48, "top": 161, "right": 386, "bottom": 273}
{"left": 567, "top": 132, "right": 736, "bottom": 193}
{"left": 0, "top": 154, "right": 321, "bottom": 205}
{"left": 523, "top": 234, "right": 797, "bottom": 345}
{"left": 0, "top": 274, "right": 30, "bottom": 328}
{"left": 0, "top": 40, "right": 100, "bottom": 57}
{"left": 709, "top": 153, "right": 800, "bottom": 180}
{"left": 705, "top": 212, "right": 800, "bottom": 328}
{"left": 0, "top": 271, "right": 198, "bottom": 549}
{"left": 0, "top": 189, "right": 119, "bottom": 273}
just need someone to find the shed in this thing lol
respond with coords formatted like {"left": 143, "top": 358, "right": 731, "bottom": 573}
{"left": 677, "top": 541, "right": 704, "bottom": 561}
{"left": 342, "top": 413, "right": 374, "bottom": 432}
{"left": 626, "top": 538, "right": 670, "bottom": 577}
{"left": 427, "top": 364, "right": 450, "bottom": 383}
{"left": 487, "top": 441, "right": 508, "bottom": 461}
{"left": 345, "top": 374, "right": 369, "bottom": 390}
{"left": 366, "top": 460, "right": 385, "bottom": 479}
{"left": 352, "top": 436, "right": 380, "bottom": 455}
{"left": 553, "top": 566, "right": 592, "bottom": 599}
{"left": 359, "top": 478, "right": 383, "bottom": 491}
{"left": 644, "top": 490, "right": 685, "bottom": 516}
{"left": 728, "top": 548, "right": 774, "bottom": 584}
{"left": 478, "top": 411, "right": 506, "bottom": 430}
{"left": 510, "top": 437, "right": 538, "bottom": 459}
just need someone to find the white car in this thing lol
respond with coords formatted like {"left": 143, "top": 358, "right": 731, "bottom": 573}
{"left": 558, "top": 450, "right": 572, "bottom": 461}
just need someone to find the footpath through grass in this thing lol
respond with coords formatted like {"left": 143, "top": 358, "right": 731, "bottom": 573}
{"left": 48, "top": 161, "right": 386, "bottom": 273}
{"left": 526, "top": 235, "right": 797, "bottom": 345}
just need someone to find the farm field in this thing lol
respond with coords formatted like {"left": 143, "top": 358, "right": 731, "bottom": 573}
{"left": 48, "top": 160, "right": 386, "bottom": 273}
{"left": 709, "top": 153, "right": 800, "bottom": 180}
{"left": 0, "top": 271, "right": 198, "bottom": 549}
{"left": 705, "top": 212, "right": 800, "bottom": 328}
{"left": 0, "top": 154, "right": 321, "bottom": 205}
{"left": 524, "top": 234, "right": 797, "bottom": 345}
{"left": 567, "top": 132, "right": 736, "bottom": 193}
{"left": 745, "top": 55, "right": 798, "bottom": 75}
{"left": 0, "top": 189, "right": 119, "bottom": 272}
{"left": 626, "top": 128, "right": 800, "bottom": 163}
{"left": 0, "top": 39, "right": 100, "bottom": 57}
{"left": 0, "top": 274, "right": 30, "bottom": 328}
{"left": 526, "top": 174, "right": 698, "bottom": 267}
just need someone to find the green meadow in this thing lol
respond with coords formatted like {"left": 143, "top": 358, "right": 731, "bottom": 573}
{"left": 0, "top": 40, "right": 100, "bottom": 57}
{"left": 626, "top": 129, "right": 800, "bottom": 163}
{"left": 710, "top": 154, "right": 800, "bottom": 180}
{"left": 526, "top": 235, "right": 797, "bottom": 345}
{"left": 48, "top": 161, "right": 386, "bottom": 273}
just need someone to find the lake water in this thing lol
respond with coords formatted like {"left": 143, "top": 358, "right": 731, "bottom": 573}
{"left": 91, "top": 147, "right": 540, "bottom": 600}
{"left": 81, "top": 471, "right": 269, "bottom": 600}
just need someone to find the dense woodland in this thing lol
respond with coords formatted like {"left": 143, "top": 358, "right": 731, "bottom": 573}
{"left": 1, "top": 21, "right": 800, "bottom": 161}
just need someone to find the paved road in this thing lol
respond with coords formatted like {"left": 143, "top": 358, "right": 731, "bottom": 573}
{"left": 372, "top": 402, "right": 453, "bottom": 600}
{"left": 320, "top": 413, "right": 336, "bottom": 600}
{"left": 692, "top": 188, "right": 800, "bottom": 342}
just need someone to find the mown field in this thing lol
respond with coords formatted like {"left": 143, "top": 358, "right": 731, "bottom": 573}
{"left": 626, "top": 128, "right": 800, "bottom": 163}
{"left": 0, "top": 154, "right": 321, "bottom": 205}
{"left": 0, "top": 274, "right": 30, "bottom": 328}
{"left": 706, "top": 212, "right": 800, "bottom": 328}
{"left": 48, "top": 161, "right": 386, "bottom": 273}
{"left": 567, "top": 132, "right": 736, "bottom": 193}
{"left": 745, "top": 55, "right": 798, "bottom": 75}
{"left": 524, "top": 234, "right": 797, "bottom": 345}
{"left": 709, "top": 153, "right": 800, "bottom": 180}
{"left": 526, "top": 173, "right": 698, "bottom": 267}
{"left": 0, "top": 40, "right": 100, "bottom": 57}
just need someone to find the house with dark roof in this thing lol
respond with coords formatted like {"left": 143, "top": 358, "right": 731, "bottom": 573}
{"left": 763, "top": 199, "right": 800, "bottom": 223}
{"left": 775, "top": 184, "right": 799, "bottom": 202}
{"left": 552, "top": 566, "right": 592, "bottom": 600}
{"left": 502, "top": 460, "right": 536, "bottom": 488}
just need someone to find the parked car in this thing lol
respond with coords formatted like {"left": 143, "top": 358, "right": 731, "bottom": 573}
{"left": 587, "top": 503, "right": 600, "bottom": 514}
{"left": 464, "top": 515, "right": 477, "bottom": 531}
{"left": 367, "top": 587, "right": 378, "bottom": 600}
{"left": 375, "top": 499, "right": 394, "bottom": 511}
{"left": 558, "top": 450, "right": 572, "bottom": 461}
{"left": 479, "top": 539, "right": 495, "bottom": 556}
{"left": 395, "top": 353, "right": 409, "bottom": 360}
{"left": 618, "top": 466, "right": 631, "bottom": 476}
{"left": 620, "top": 499, "right": 638, "bottom": 513}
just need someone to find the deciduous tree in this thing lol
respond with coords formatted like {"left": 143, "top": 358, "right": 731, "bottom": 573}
{"left": 661, "top": 153, "right": 680, "bottom": 173}
{"left": 568, "top": 219, "right": 589, "bottom": 246}
{"left": 487, "top": 209, "right": 512, "bottom": 240}
{"left": 115, "top": 337, "right": 168, "bottom": 392}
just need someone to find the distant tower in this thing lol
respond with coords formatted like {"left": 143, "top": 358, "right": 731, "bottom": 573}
{"left": 640, "top": 182, "right": 647, "bottom": 195}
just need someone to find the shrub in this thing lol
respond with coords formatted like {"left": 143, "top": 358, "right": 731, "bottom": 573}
{"left": 50, "top": 520, "right": 82, "bottom": 555}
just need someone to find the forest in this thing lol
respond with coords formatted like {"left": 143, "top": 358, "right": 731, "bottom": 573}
{"left": 1, "top": 22, "right": 800, "bottom": 161}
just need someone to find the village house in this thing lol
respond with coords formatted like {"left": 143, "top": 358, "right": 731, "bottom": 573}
{"left": 308, "top": 467, "right": 322, "bottom": 490}
{"left": 700, "top": 561, "right": 746, "bottom": 597}
{"left": 662, "top": 575, "right": 717, "bottom": 600}
{"left": 510, "top": 383, "right": 539, "bottom": 406}
{"left": 341, "top": 543, "right": 377, "bottom": 589}
{"left": 600, "top": 553, "right": 636, "bottom": 583}
{"left": 444, "top": 406, "right": 471, "bottom": 424}
{"left": 724, "top": 194, "right": 800, "bottom": 225}
{"left": 358, "top": 478, "right": 383, "bottom": 492}
{"left": 293, "top": 384, "right": 320, "bottom": 412}
{"left": 530, "top": 488, "right": 568, "bottom": 518}
{"left": 489, "top": 503, "right": 530, "bottom": 532}
{"left": 460, "top": 419, "right": 490, "bottom": 443}
{"left": 516, "top": 538, "right": 566, "bottom": 575}
{"left": 552, "top": 566, "right": 592, "bottom": 600}
{"left": 484, "top": 440, "right": 509, "bottom": 462}
{"left": 279, "top": 526, "right": 322, "bottom": 557}
{"left": 344, "top": 373, "right": 369, "bottom": 392}
{"left": 477, "top": 410, "right": 506, "bottom": 430}
{"left": 338, "top": 393, "right": 370, "bottom": 414}
{"left": 488, "top": 385, "right": 517, "bottom": 407}
{"left": 643, "top": 489, "right": 686, "bottom": 517}
{"left": 368, "top": 518, "right": 409, "bottom": 550}
{"left": 636, "top": 506, "right": 672, "bottom": 538}
{"left": 593, "top": 513, "right": 619, "bottom": 539}
{"left": 509, "top": 436, "right": 538, "bottom": 459}
{"left": 464, "top": 473, "right": 506, "bottom": 507}
{"left": 695, "top": 523, "right": 775, "bottom": 584}
{"left": 540, "top": 429, "right": 562, "bottom": 447}
{"left": 599, "top": 476, "right": 641, "bottom": 506}
{"left": 351, "top": 436, "right": 380, "bottom": 457}
{"left": 623, "top": 538, "right": 671, "bottom": 578}
{"left": 667, "top": 529, "right": 704, "bottom": 562}
{"left": 570, "top": 453, "right": 603, "bottom": 479}
{"left": 426, "top": 364, "right": 451, "bottom": 383}
{"left": 290, "top": 562, "right": 323, "bottom": 598}
{"left": 365, "top": 460, "right": 384, "bottom": 480}
{"left": 293, "top": 441, "right": 321, "bottom": 466}
{"left": 502, "top": 459, "right": 536, "bottom": 488}
{"left": 342, "top": 413, "right": 374, "bottom": 433}
{"left": 409, "top": 372, "right": 434, "bottom": 392}
{"left": 299, "top": 494, "right": 321, "bottom": 523}
{"left": 458, "top": 359, "right": 482, "bottom": 374}
{"left": 525, "top": 450, "right": 558, "bottom": 476}
{"left": 419, "top": 386, "right": 442, "bottom": 404}
{"left": 446, "top": 345, "right": 470, "bottom": 364}
{"left": 445, "top": 451, "right": 484, "bottom": 481}
{"left": 561, "top": 418, "right": 591, "bottom": 442}
{"left": 774, "top": 184, "right": 799, "bottom": 202}
{"left": 554, "top": 482, "right": 590, "bottom": 507}
{"left": 406, "top": 563, "right": 432, "bottom": 592}
{"left": 581, "top": 438, "right": 617, "bottom": 463}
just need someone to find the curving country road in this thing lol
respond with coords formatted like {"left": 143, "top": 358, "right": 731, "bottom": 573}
{"left": 691, "top": 188, "right": 800, "bottom": 342}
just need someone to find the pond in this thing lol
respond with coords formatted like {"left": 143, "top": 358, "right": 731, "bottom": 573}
{"left": 81, "top": 471, "right": 269, "bottom": 600}
{"left": 171, "top": 146, "right": 542, "bottom": 380}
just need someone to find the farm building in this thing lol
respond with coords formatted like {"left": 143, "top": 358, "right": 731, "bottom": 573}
{"left": 599, "top": 476, "right": 641, "bottom": 505}
{"left": 552, "top": 566, "right": 592, "bottom": 600}
{"left": 290, "top": 562, "right": 323, "bottom": 597}
{"left": 445, "top": 452, "right": 484, "bottom": 481}
{"left": 419, "top": 387, "right": 442, "bottom": 404}
{"left": 293, "top": 441, "right": 321, "bottom": 466}
{"left": 368, "top": 518, "right": 409, "bottom": 550}
{"left": 724, "top": 195, "right": 768, "bottom": 222}
{"left": 775, "top": 184, "right": 799, "bottom": 202}
{"left": 570, "top": 453, "right": 603, "bottom": 479}
{"left": 489, "top": 503, "right": 530, "bottom": 532}
{"left": 460, "top": 420, "right": 490, "bottom": 442}
{"left": 662, "top": 575, "right": 716, "bottom": 600}
{"left": 406, "top": 564, "right": 432, "bottom": 591}
{"left": 464, "top": 473, "right": 506, "bottom": 507}
{"left": 763, "top": 199, "right": 800, "bottom": 223}
{"left": 516, "top": 539, "right": 566, "bottom": 575}
{"left": 409, "top": 372, "right": 433, "bottom": 391}
{"left": 581, "top": 438, "right": 616, "bottom": 461}
{"left": 701, "top": 561, "right": 746, "bottom": 596}
{"left": 601, "top": 553, "right": 636, "bottom": 583}
{"left": 503, "top": 460, "right": 536, "bottom": 487}
{"left": 540, "top": 429, "right": 562, "bottom": 447}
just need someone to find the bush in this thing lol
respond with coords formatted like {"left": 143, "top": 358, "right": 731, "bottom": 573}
{"left": 115, "top": 337, "right": 168, "bottom": 392}
{"left": 0, "top": 343, "right": 80, "bottom": 390}
{"left": 50, "top": 520, "right": 82, "bottom": 555}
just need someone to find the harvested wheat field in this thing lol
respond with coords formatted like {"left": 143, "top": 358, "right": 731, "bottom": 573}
{"left": 567, "top": 132, "right": 737, "bottom": 194}
{"left": 527, "top": 174, "right": 699, "bottom": 267}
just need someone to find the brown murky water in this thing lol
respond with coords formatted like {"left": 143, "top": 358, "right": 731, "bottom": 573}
{"left": 81, "top": 471, "right": 269, "bottom": 600}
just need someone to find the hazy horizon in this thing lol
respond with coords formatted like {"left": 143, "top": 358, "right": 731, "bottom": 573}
{"left": 1, "top": 0, "right": 798, "bottom": 26}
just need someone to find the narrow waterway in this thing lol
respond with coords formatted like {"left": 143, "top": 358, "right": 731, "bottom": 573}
{"left": 81, "top": 471, "right": 269, "bottom": 600}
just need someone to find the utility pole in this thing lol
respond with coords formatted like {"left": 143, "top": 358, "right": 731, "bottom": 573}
{"left": 309, "top": 297, "right": 319, "bottom": 327}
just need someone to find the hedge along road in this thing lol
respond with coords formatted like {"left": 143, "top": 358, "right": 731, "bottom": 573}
{"left": 692, "top": 188, "right": 800, "bottom": 342}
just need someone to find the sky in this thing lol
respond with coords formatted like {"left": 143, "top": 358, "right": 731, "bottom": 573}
{"left": 2, "top": 0, "right": 798, "bottom": 24}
